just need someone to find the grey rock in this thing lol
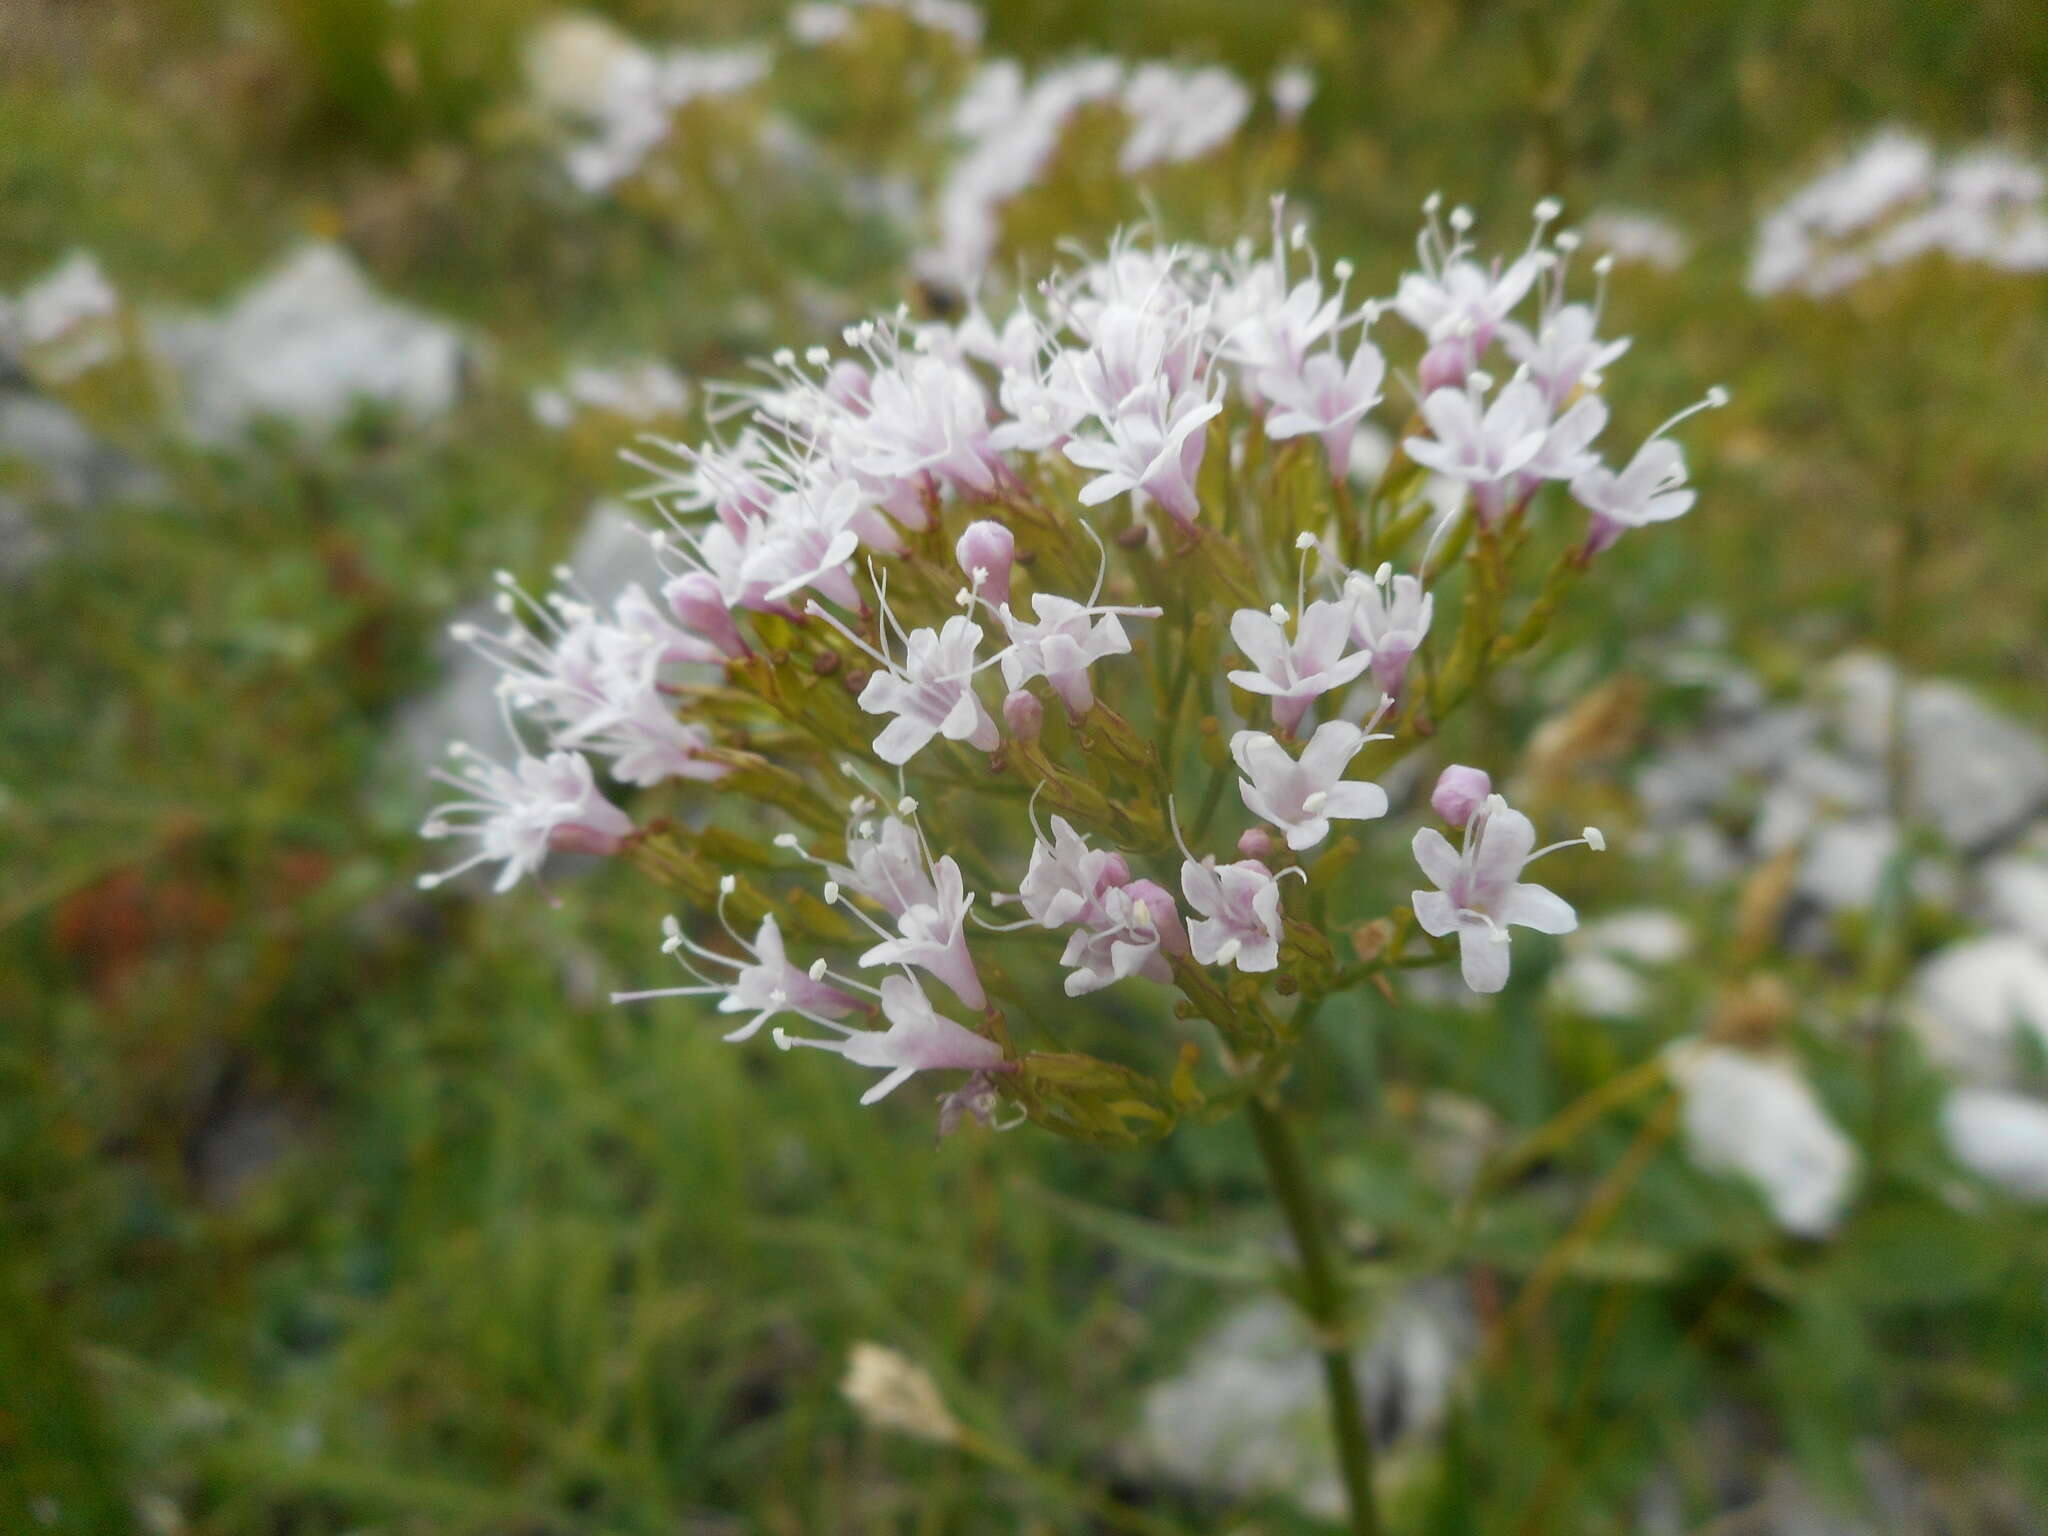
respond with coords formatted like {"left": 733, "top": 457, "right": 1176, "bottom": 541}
{"left": 0, "top": 391, "right": 166, "bottom": 508}
{"left": 149, "top": 243, "right": 473, "bottom": 445}
{"left": 1822, "top": 652, "right": 2048, "bottom": 852}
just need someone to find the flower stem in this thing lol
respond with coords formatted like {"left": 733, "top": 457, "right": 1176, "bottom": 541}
{"left": 1243, "top": 1094, "right": 1383, "bottom": 1536}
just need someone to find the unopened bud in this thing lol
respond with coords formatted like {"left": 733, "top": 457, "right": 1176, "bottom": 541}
{"left": 1127, "top": 879, "right": 1188, "bottom": 956}
{"left": 1431, "top": 764, "right": 1493, "bottom": 828}
{"left": 1419, "top": 336, "right": 1475, "bottom": 394}
{"left": 954, "top": 520, "right": 1015, "bottom": 606}
{"left": 1002, "top": 688, "right": 1043, "bottom": 743}
{"left": 664, "top": 572, "right": 746, "bottom": 658}
{"left": 1237, "top": 827, "right": 1276, "bottom": 861}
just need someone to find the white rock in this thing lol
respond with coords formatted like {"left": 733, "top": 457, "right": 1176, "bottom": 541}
{"left": 1823, "top": 652, "right": 2048, "bottom": 851}
{"left": 1942, "top": 1087, "right": 2048, "bottom": 1201}
{"left": 1978, "top": 841, "right": 2048, "bottom": 948}
{"left": 1665, "top": 1040, "right": 1858, "bottom": 1237}
{"left": 149, "top": 244, "right": 471, "bottom": 445}
{"left": 1909, "top": 935, "right": 2048, "bottom": 1086}
{"left": 1794, "top": 817, "right": 1899, "bottom": 912}
{"left": 1135, "top": 1285, "right": 1472, "bottom": 1519}
{"left": 1553, "top": 909, "right": 1691, "bottom": 1018}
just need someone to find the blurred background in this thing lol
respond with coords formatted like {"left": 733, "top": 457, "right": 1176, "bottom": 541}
{"left": 5, "top": 1, "right": 2047, "bottom": 1532}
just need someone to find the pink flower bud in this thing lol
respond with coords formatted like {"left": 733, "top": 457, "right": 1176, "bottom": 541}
{"left": 1431, "top": 764, "right": 1493, "bottom": 828}
{"left": 1237, "top": 826, "right": 1276, "bottom": 861}
{"left": 1419, "top": 335, "right": 1477, "bottom": 394}
{"left": 664, "top": 573, "right": 747, "bottom": 658}
{"left": 1124, "top": 878, "right": 1188, "bottom": 957}
{"left": 1002, "top": 688, "right": 1043, "bottom": 743}
{"left": 955, "top": 520, "right": 1015, "bottom": 607}
{"left": 547, "top": 821, "right": 630, "bottom": 858}
{"left": 1101, "top": 851, "right": 1133, "bottom": 888}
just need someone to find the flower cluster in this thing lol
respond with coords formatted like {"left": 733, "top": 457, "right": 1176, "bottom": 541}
{"left": 1751, "top": 127, "right": 2048, "bottom": 297}
{"left": 421, "top": 196, "right": 1718, "bottom": 1139}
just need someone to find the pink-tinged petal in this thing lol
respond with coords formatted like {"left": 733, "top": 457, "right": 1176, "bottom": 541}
{"left": 1501, "top": 882, "right": 1577, "bottom": 935}
{"left": 1473, "top": 805, "right": 1536, "bottom": 886}
{"left": 1239, "top": 778, "right": 1283, "bottom": 829}
{"left": 1322, "top": 781, "right": 1389, "bottom": 823}
{"left": 1298, "top": 720, "right": 1366, "bottom": 778}
{"left": 1457, "top": 925, "right": 1512, "bottom": 993}
{"left": 1227, "top": 667, "right": 1288, "bottom": 698}
{"left": 859, "top": 1065, "right": 919, "bottom": 1104}
{"left": 872, "top": 714, "right": 936, "bottom": 765}
{"left": 1412, "top": 827, "right": 1464, "bottom": 890}
{"left": 1411, "top": 887, "right": 1460, "bottom": 938}
{"left": 1282, "top": 816, "right": 1331, "bottom": 852}
{"left": 1229, "top": 608, "right": 1287, "bottom": 672}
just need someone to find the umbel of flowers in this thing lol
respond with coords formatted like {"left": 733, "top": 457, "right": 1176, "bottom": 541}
{"left": 421, "top": 194, "right": 1719, "bottom": 1142}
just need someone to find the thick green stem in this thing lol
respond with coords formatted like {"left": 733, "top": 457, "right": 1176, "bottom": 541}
{"left": 1244, "top": 1095, "right": 1383, "bottom": 1536}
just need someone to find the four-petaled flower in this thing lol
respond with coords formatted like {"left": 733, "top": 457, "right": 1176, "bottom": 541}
{"left": 1181, "top": 856, "right": 1291, "bottom": 972}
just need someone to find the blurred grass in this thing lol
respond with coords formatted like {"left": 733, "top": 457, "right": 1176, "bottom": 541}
{"left": 4, "top": 0, "right": 2048, "bottom": 1531}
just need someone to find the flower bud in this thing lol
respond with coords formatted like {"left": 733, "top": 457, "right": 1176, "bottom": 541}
{"left": 664, "top": 572, "right": 746, "bottom": 658}
{"left": 1431, "top": 764, "right": 1493, "bottom": 828}
{"left": 955, "top": 520, "right": 1015, "bottom": 607}
{"left": 1124, "top": 878, "right": 1188, "bottom": 957}
{"left": 547, "top": 821, "right": 630, "bottom": 858}
{"left": 1002, "top": 688, "right": 1043, "bottom": 743}
{"left": 1419, "top": 336, "right": 1477, "bottom": 394}
{"left": 1236, "top": 826, "right": 1276, "bottom": 861}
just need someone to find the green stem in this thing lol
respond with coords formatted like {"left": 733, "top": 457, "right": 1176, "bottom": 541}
{"left": 1243, "top": 1095, "right": 1383, "bottom": 1536}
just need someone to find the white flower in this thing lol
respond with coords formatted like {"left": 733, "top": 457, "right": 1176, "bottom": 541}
{"left": 1261, "top": 340, "right": 1386, "bottom": 478}
{"left": 418, "top": 745, "right": 632, "bottom": 892}
{"left": 811, "top": 602, "right": 1000, "bottom": 767}
{"left": 1181, "top": 857, "right": 1290, "bottom": 972}
{"left": 1227, "top": 598, "right": 1372, "bottom": 734}
{"left": 1665, "top": 1039, "right": 1859, "bottom": 1237}
{"left": 1394, "top": 253, "right": 1541, "bottom": 348}
{"left": 1059, "top": 879, "right": 1186, "bottom": 995}
{"left": 1499, "top": 303, "right": 1629, "bottom": 409}
{"left": 1064, "top": 377, "right": 1221, "bottom": 526}
{"left": 1410, "top": 794, "right": 1587, "bottom": 993}
{"left": 1941, "top": 1087, "right": 2048, "bottom": 1203}
{"left": 1581, "top": 208, "right": 1690, "bottom": 271}
{"left": 1231, "top": 721, "right": 1389, "bottom": 851}
{"left": 997, "top": 592, "right": 1158, "bottom": 715}
{"left": 851, "top": 351, "right": 1005, "bottom": 498}
{"left": 776, "top": 974, "right": 1005, "bottom": 1104}
{"left": 614, "top": 912, "right": 859, "bottom": 1040}
{"left": 857, "top": 854, "right": 986, "bottom": 1010}
{"left": 1345, "top": 569, "right": 1433, "bottom": 695}
{"left": 1404, "top": 379, "right": 1551, "bottom": 522}
{"left": 1118, "top": 63, "right": 1252, "bottom": 174}
{"left": 741, "top": 479, "right": 866, "bottom": 608}
{"left": 1015, "top": 815, "right": 1130, "bottom": 929}
{"left": 828, "top": 814, "right": 937, "bottom": 917}
{"left": 1570, "top": 436, "right": 1696, "bottom": 555}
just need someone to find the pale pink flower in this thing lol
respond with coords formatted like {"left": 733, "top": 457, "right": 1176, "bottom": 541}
{"left": 775, "top": 974, "right": 1005, "bottom": 1104}
{"left": 1231, "top": 721, "right": 1389, "bottom": 851}
{"left": 1227, "top": 598, "right": 1372, "bottom": 733}
{"left": 1411, "top": 794, "right": 1593, "bottom": 993}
